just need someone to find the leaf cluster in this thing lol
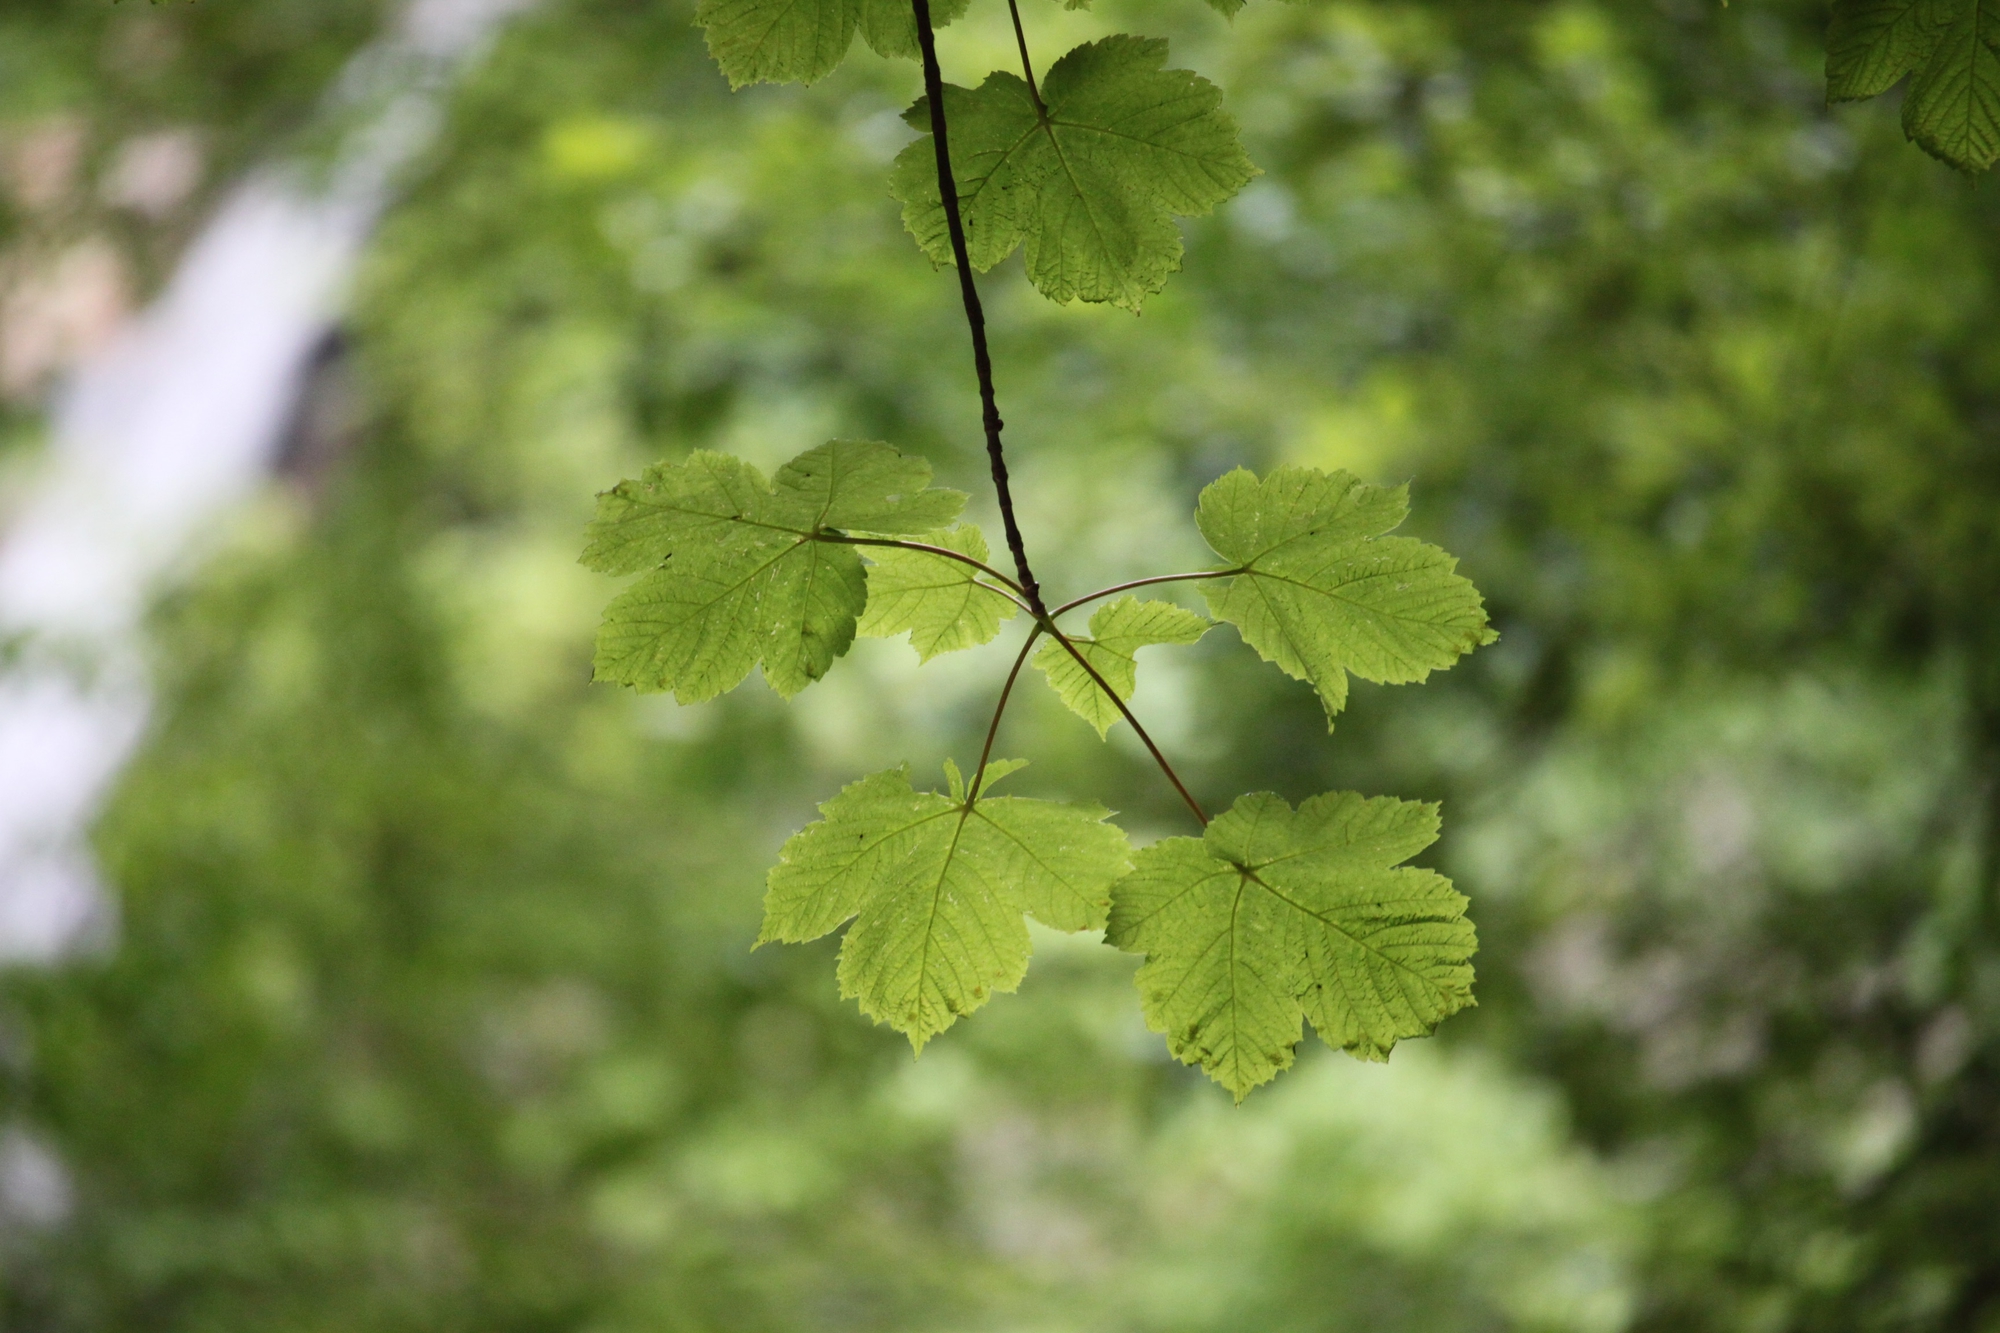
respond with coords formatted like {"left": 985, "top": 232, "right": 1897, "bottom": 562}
{"left": 587, "top": 438, "right": 1492, "bottom": 1096}
{"left": 583, "top": 0, "right": 1502, "bottom": 1096}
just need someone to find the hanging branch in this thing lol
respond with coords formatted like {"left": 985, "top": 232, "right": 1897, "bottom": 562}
{"left": 910, "top": 0, "right": 1043, "bottom": 615}
{"left": 586, "top": 0, "right": 1494, "bottom": 1091}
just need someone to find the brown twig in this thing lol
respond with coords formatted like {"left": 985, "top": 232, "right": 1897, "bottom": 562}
{"left": 964, "top": 624, "right": 1044, "bottom": 806}
{"left": 1042, "top": 622, "right": 1209, "bottom": 825}
{"left": 911, "top": 0, "right": 1205, "bottom": 828}
{"left": 1046, "top": 569, "right": 1242, "bottom": 621}
{"left": 911, "top": 0, "right": 1045, "bottom": 615}
{"left": 1005, "top": 0, "right": 1047, "bottom": 117}
{"left": 816, "top": 533, "right": 1031, "bottom": 612}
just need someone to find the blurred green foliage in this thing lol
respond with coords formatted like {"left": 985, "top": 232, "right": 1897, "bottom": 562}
{"left": 0, "top": 0, "right": 385, "bottom": 448}
{"left": 4, "top": 0, "right": 2000, "bottom": 1330}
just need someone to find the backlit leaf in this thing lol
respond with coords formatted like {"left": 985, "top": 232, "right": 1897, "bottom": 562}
{"left": 891, "top": 35, "right": 1257, "bottom": 309}
{"left": 585, "top": 440, "right": 965, "bottom": 701}
{"left": 762, "top": 762, "right": 1132, "bottom": 1047}
{"left": 1828, "top": 0, "right": 1952, "bottom": 99}
{"left": 1034, "top": 596, "right": 1209, "bottom": 737}
{"left": 1197, "top": 465, "right": 1493, "bottom": 728}
{"left": 1903, "top": 0, "right": 2000, "bottom": 170}
{"left": 696, "top": 0, "right": 969, "bottom": 87}
{"left": 859, "top": 523, "right": 1018, "bottom": 661}
{"left": 1826, "top": 0, "right": 2000, "bottom": 172}
{"left": 1105, "top": 790, "right": 1476, "bottom": 1098}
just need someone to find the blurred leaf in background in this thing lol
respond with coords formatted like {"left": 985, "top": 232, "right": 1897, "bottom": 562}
{"left": 2, "top": 0, "right": 1999, "bottom": 1330}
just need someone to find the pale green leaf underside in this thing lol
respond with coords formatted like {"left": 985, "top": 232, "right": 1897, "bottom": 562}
{"left": 891, "top": 35, "right": 1258, "bottom": 309}
{"left": 1196, "top": 465, "right": 1494, "bottom": 728}
{"left": 763, "top": 762, "right": 1132, "bottom": 1047}
{"left": 695, "top": 0, "right": 970, "bottom": 87}
{"left": 1827, "top": 0, "right": 2000, "bottom": 171}
{"left": 945, "top": 755, "right": 1027, "bottom": 800}
{"left": 1105, "top": 790, "right": 1476, "bottom": 1099}
{"left": 1034, "top": 596, "right": 1209, "bottom": 737}
{"left": 584, "top": 440, "right": 966, "bottom": 702}
{"left": 859, "top": 523, "right": 1017, "bottom": 660}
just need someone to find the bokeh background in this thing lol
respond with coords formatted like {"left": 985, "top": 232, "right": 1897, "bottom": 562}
{"left": 2, "top": 0, "right": 1998, "bottom": 1328}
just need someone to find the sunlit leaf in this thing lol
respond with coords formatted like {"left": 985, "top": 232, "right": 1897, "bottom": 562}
{"left": 1034, "top": 596, "right": 1208, "bottom": 737}
{"left": 763, "top": 762, "right": 1132, "bottom": 1046}
{"left": 891, "top": 36, "right": 1257, "bottom": 308}
{"left": 1197, "top": 465, "right": 1493, "bottom": 728}
{"left": 696, "top": 0, "right": 969, "bottom": 87}
{"left": 859, "top": 523, "right": 1018, "bottom": 661}
{"left": 1827, "top": 0, "right": 2000, "bottom": 171}
{"left": 1106, "top": 790, "right": 1476, "bottom": 1098}
{"left": 585, "top": 440, "right": 965, "bottom": 701}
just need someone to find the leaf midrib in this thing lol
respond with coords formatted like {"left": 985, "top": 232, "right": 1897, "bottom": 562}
{"left": 1044, "top": 109, "right": 1244, "bottom": 177}
{"left": 1241, "top": 865, "right": 1456, "bottom": 992}
{"left": 1239, "top": 552, "right": 1471, "bottom": 634}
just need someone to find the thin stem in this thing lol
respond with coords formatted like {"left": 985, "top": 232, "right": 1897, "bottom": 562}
{"left": 910, "top": 0, "right": 1045, "bottom": 615}
{"left": 965, "top": 623, "right": 1044, "bottom": 806}
{"left": 1048, "top": 569, "right": 1243, "bottom": 620}
{"left": 817, "top": 533, "right": 1031, "bottom": 611}
{"left": 1042, "top": 622, "right": 1209, "bottom": 825}
{"left": 1005, "top": 0, "right": 1047, "bottom": 117}
{"left": 910, "top": 0, "right": 1202, "bottom": 830}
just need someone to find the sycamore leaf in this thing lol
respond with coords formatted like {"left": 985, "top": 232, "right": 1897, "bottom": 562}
{"left": 584, "top": 440, "right": 965, "bottom": 702}
{"left": 1826, "top": 0, "right": 2000, "bottom": 171}
{"left": 696, "top": 0, "right": 969, "bottom": 87}
{"left": 859, "top": 523, "right": 1018, "bottom": 660}
{"left": 891, "top": 35, "right": 1257, "bottom": 309}
{"left": 1196, "top": 466, "right": 1493, "bottom": 728}
{"left": 894, "top": 73, "right": 1043, "bottom": 272}
{"left": 762, "top": 762, "right": 1132, "bottom": 1047}
{"left": 1904, "top": 0, "right": 2000, "bottom": 170}
{"left": 1105, "top": 791, "right": 1476, "bottom": 1099}
{"left": 944, "top": 756, "right": 1027, "bottom": 799}
{"left": 1828, "top": 0, "right": 1952, "bottom": 99}
{"left": 1034, "top": 597, "right": 1209, "bottom": 737}
{"left": 856, "top": 0, "right": 972, "bottom": 61}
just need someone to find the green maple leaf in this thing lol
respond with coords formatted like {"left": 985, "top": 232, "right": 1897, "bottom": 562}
{"left": 583, "top": 440, "right": 965, "bottom": 702}
{"left": 1034, "top": 596, "right": 1209, "bottom": 737}
{"left": 762, "top": 760, "right": 1132, "bottom": 1047}
{"left": 858, "top": 523, "right": 1018, "bottom": 661}
{"left": 890, "top": 35, "right": 1258, "bottom": 309}
{"left": 1827, "top": 0, "right": 2000, "bottom": 171}
{"left": 1105, "top": 791, "right": 1476, "bottom": 1099}
{"left": 1196, "top": 466, "right": 1494, "bottom": 728}
{"left": 695, "top": 0, "right": 970, "bottom": 88}
{"left": 1828, "top": 0, "right": 1952, "bottom": 98}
